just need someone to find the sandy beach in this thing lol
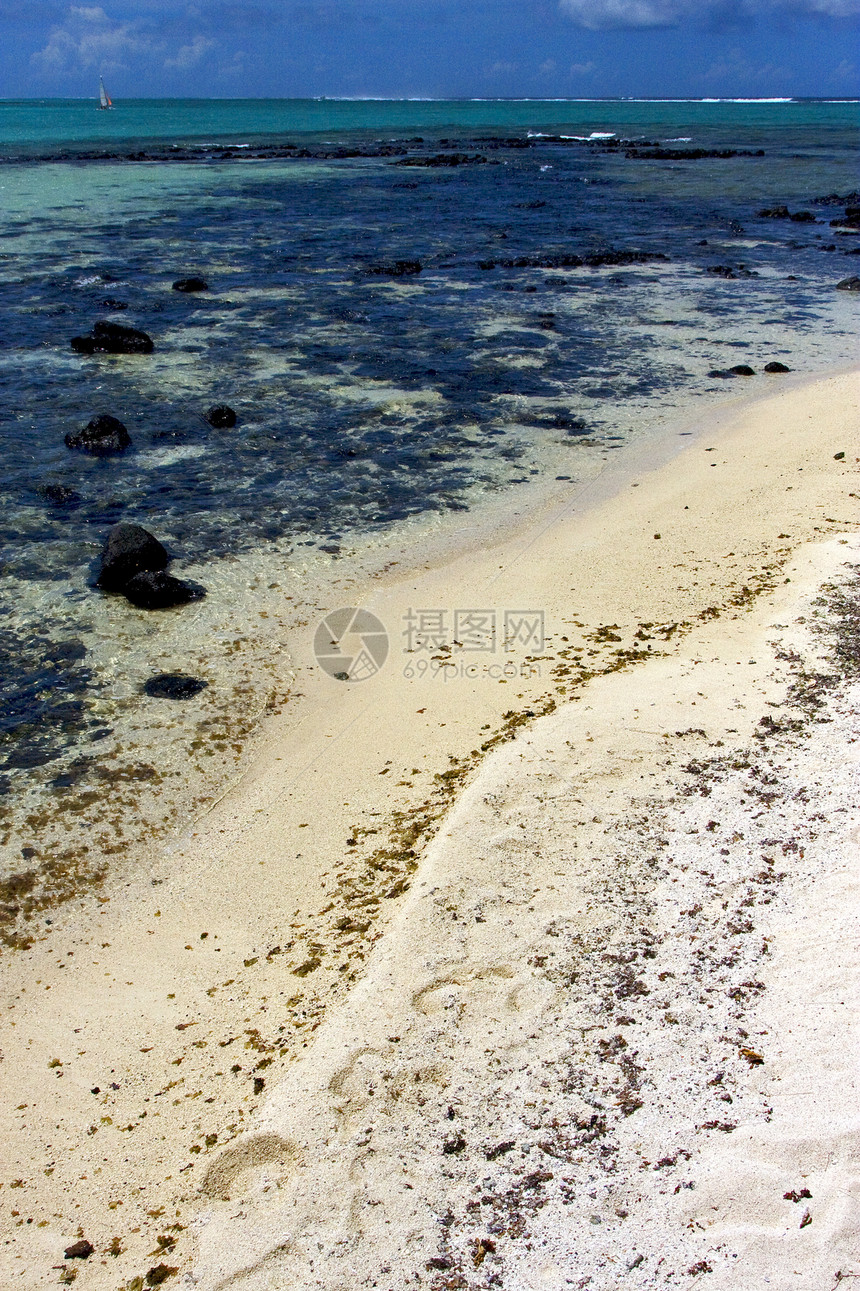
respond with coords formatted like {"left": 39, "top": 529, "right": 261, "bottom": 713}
{"left": 1, "top": 366, "right": 859, "bottom": 1290}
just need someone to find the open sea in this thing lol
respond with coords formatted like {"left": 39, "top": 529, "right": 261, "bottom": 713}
{"left": 0, "top": 97, "right": 857, "bottom": 933}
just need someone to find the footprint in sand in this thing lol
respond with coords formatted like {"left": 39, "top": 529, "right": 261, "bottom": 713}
{"left": 201, "top": 1132, "right": 297, "bottom": 1201}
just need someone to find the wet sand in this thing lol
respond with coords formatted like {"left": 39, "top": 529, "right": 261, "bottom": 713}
{"left": 1, "top": 366, "right": 858, "bottom": 1290}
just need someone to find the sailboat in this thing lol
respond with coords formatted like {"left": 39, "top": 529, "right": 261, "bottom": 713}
{"left": 98, "top": 76, "right": 113, "bottom": 110}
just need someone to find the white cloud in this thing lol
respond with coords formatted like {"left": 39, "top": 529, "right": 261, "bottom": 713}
{"left": 560, "top": 0, "right": 686, "bottom": 26}
{"left": 31, "top": 5, "right": 150, "bottom": 72}
{"left": 559, "top": 0, "right": 860, "bottom": 28}
{"left": 164, "top": 34, "right": 215, "bottom": 69}
{"left": 569, "top": 59, "right": 596, "bottom": 73}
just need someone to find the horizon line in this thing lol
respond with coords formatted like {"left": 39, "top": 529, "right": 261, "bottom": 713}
{"left": 2, "top": 93, "right": 859, "bottom": 104}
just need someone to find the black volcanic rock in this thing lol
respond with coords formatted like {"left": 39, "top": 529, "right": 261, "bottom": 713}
{"left": 625, "top": 147, "right": 764, "bottom": 160}
{"left": 479, "top": 249, "right": 667, "bottom": 273}
{"left": 172, "top": 276, "right": 209, "bottom": 292}
{"left": 123, "top": 570, "right": 203, "bottom": 609}
{"left": 705, "top": 264, "right": 757, "bottom": 279}
{"left": 143, "top": 673, "right": 208, "bottom": 699}
{"left": 836, "top": 276, "right": 860, "bottom": 291}
{"left": 758, "top": 205, "right": 790, "bottom": 219}
{"left": 708, "top": 365, "right": 755, "bottom": 378}
{"left": 70, "top": 321, "right": 154, "bottom": 355}
{"left": 38, "top": 483, "right": 81, "bottom": 506}
{"left": 65, "top": 414, "right": 131, "bottom": 454}
{"left": 205, "top": 403, "right": 237, "bottom": 428}
{"left": 764, "top": 361, "right": 791, "bottom": 373}
{"left": 812, "top": 190, "right": 860, "bottom": 207}
{"left": 395, "top": 153, "right": 489, "bottom": 167}
{"left": 96, "top": 523, "right": 168, "bottom": 591}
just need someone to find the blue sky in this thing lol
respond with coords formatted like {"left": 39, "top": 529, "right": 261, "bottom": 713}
{"left": 1, "top": 0, "right": 858, "bottom": 99}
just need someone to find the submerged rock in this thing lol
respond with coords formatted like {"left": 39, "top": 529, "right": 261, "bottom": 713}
{"left": 479, "top": 248, "right": 667, "bottom": 273}
{"left": 143, "top": 673, "right": 208, "bottom": 699}
{"left": 705, "top": 264, "right": 758, "bottom": 279}
{"left": 395, "top": 153, "right": 489, "bottom": 167}
{"left": 37, "top": 483, "right": 81, "bottom": 505}
{"left": 172, "top": 276, "right": 209, "bottom": 292}
{"left": 65, "top": 414, "right": 131, "bottom": 454}
{"left": 764, "top": 361, "right": 791, "bottom": 373}
{"left": 96, "top": 523, "right": 168, "bottom": 591}
{"left": 123, "top": 570, "right": 203, "bottom": 609}
{"left": 365, "top": 260, "right": 422, "bottom": 276}
{"left": 205, "top": 403, "right": 237, "bottom": 428}
{"left": 70, "top": 321, "right": 154, "bottom": 355}
{"left": 625, "top": 146, "right": 764, "bottom": 160}
{"left": 758, "top": 206, "right": 790, "bottom": 218}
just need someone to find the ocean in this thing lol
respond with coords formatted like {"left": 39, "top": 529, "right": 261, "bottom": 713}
{"left": 0, "top": 97, "right": 857, "bottom": 935}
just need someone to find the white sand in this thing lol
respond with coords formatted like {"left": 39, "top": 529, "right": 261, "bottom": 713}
{"left": 189, "top": 535, "right": 860, "bottom": 1290}
{"left": 1, "top": 368, "right": 858, "bottom": 1290}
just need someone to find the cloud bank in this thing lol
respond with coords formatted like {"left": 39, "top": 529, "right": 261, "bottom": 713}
{"left": 29, "top": 3, "right": 222, "bottom": 75}
{"left": 31, "top": 5, "right": 148, "bottom": 72}
{"left": 559, "top": 0, "right": 860, "bottom": 27}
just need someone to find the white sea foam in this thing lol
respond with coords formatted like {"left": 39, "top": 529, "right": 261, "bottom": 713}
{"left": 701, "top": 97, "right": 794, "bottom": 103}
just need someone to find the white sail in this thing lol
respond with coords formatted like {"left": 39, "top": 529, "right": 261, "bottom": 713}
{"left": 98, "top": 77, "right": 112, "bottom": 110}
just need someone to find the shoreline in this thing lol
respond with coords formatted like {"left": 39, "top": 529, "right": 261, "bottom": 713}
{"left": 8, "top": 358, "right": 846, "bottom": 950}
{"left": 0, "top": 366, "right": 858, "bottom": 1289}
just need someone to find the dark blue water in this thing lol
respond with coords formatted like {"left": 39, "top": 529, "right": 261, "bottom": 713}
{"left": 0, "top": 99, "right": 856, "bottom": 910}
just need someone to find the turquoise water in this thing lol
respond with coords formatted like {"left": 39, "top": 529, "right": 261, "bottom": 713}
{"left": 0, "top": 97, "right": 856, "bottom": 919}
{"left": 0, "top": 96, "right": 857, "bottom": 152}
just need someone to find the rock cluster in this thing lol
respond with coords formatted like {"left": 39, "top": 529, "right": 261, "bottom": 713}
{"left": 96, "top": 523, "right": 204, "bottom": 610}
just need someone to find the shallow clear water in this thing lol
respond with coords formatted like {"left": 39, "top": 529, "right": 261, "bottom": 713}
{"left": 0, "top": 98, "right": 857, "bottom": 913}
